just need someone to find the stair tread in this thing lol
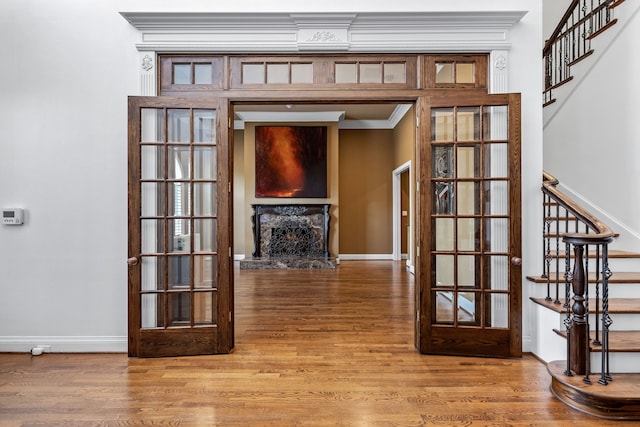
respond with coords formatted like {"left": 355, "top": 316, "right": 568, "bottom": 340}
{"left": 548, "top": 249, "right": 640, "bottom": 259}
{"left": 548, "top": 360, "right": 640, "bottom": 398}
{"left": 547, "top": 360, "right": 640, "bottom": 421}
{"left": 531, "top": 297, "right": 640, "bottom": 314}
{"left": 553, "top": 329, "right": 640, "bottom": 352}
{"left": 527, "top": 271, "right": 640, "bottom": 283}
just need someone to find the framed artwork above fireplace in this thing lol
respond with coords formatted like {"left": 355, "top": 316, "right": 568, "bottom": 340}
{"left": 255, "top": 125, "right": 327, "bottom": 198}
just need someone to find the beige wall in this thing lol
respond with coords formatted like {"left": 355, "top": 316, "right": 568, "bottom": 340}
{"left": 338, "top": 129, "right": 395, "bottom": 254}
{"left": 233, "top": 130, "right": 246, "bottom": 256}
{"left": 242, "top": 122, "right": 340, "bottom": 257}
{"left": 393, "top": 106, "right": 415, "bottom": 166}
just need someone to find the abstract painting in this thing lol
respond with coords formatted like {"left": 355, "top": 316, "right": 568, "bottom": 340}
{"left": 255, "top": 126, "right": 327, "bottom": 198}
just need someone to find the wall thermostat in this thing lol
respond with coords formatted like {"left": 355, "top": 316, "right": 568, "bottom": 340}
{"left": 2, "top": 208, "right": 24, "bottom": 225}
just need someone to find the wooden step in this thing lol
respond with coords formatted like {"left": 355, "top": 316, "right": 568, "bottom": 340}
{"left": 552, "top": 329, "right": 640, "bottom": 352}
{"left": 547, "top": 249, "right": 640, "bottom": 259}
{"left": 531, "top": 297, "right": 640, "bottom": 314}
{"left": 547, "top": 360, "right": 640, "bottom": 420}
{"left": 527, "top": 271, "right": 640, "bottom": 284}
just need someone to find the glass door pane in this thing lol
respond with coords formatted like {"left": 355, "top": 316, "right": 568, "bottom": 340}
{"left": 138, "top": 106, "right": 218, "bottom": 330}
{"left": 428, "top": 99, "right": 517, "bottom": 336}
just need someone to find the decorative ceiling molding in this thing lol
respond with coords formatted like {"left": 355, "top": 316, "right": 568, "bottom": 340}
{"left": 120, "top": 11, "right": 527, "bottom": 52}
{"left": 235, "top": 111, "right": 346, "bottom": 126}
{"left": 233, "top": 104, "right": 413, "bottom": 130}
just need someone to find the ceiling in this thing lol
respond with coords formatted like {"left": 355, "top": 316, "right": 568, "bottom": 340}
{"left": 233, "top": 103, "right": 412, "bottom": 130}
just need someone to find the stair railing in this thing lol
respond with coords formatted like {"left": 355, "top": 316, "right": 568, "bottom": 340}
{"left": 543, "top": 0, "right": 623, "bottom": 106}
{"left": 542, "top": 172, "right": 615, "bottom": 385}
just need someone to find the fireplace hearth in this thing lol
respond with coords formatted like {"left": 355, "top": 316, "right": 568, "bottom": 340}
{"left": 239, "top": 204, "right": 337, "bottom": 269}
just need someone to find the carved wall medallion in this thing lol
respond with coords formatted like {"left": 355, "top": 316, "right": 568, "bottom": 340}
{"left": 141, "top": 55, "right": 153, "bottom": 71}
{"left": 306, "top": 31, "right": 341, "bottom": 43}
{"left": 495, "top": 55, "right": 507, "bottom": 71}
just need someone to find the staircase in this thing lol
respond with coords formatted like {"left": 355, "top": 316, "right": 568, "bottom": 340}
{"left": 527, "top": 173, "right": 640, "bottom": 420}
{"left": 543, "top": 0, "right": 627, "bottom": 108}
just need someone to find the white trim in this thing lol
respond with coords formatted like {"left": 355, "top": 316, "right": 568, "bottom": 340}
{"left": 392, "top": 161, "right": 412, "bottom": 262}
{"left": 489, "top": 50, "right": 509, "bottom": 94}
{"left": 235, "top": 111, "right": 345, "bottom": 123}
{"left": 0, "top": 336, "right": 127, "bottom": 353}
{"left": 234, "top": 254, "right": 246, "bottom": 261}
{"left": 338, "top": 104, "right": 413, "bottom": 130}
{"left": 139, "top": 51, "right": 157, "bottom": 96}
{"left": 121, "top": 12, "right": 526, "bottom": 53}
{"left": 387, "top": 104, "right": 413, "bottom": 129}
{"left": 339, "top": 254, "right": 394, "bottom": 260}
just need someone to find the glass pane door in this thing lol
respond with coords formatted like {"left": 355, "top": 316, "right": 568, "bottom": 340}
{"left": 419, "top": 94, "right": 521, "bottom": 358}
{"left": 128, "top": 97, "right": 232, "bottom": 357}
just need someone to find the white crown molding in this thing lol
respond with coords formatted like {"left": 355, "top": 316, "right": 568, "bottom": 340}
{"left": 387, "top": 104, "right": 413, "bottom": 128}
{"left": 235, "top": 111, "right": 345, "bottom": 123}
{"left": 233, "top": 104, "right": 412, "bottom": 130}
{"left": 120, "top": 11, "right": 527, "bottom": 53}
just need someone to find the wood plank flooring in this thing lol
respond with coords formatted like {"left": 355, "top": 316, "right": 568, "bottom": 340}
{"left": 0, "top": 261, "right": 622, "bottom": 426}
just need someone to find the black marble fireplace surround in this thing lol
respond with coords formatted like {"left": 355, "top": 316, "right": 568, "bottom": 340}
{"left": 240, "top": 204, "right": 337, "bottom": 269}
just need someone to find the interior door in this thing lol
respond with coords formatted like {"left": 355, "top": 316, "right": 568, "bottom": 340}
{"left": 127, "top": 96, "right": 233, "bottom": 357}
{"left": 416, "top": 94, "right": 522, "bottom": 358}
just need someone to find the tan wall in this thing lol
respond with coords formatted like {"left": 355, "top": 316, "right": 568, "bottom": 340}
{"left": 338, "top": 129, "right": 395, "bottom": 254}
{"left": 233, "top": 130, "right": 246, "bottom": 256}
{"left": 242, "top": 122, "right": 340, "bottom": 257}
{"left": 393, "top": 105, "right": 415, "bottom": 166}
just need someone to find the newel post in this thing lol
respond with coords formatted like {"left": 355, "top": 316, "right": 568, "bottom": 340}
{"left": 569, "top": 243, "right": 589, "bottom": 375}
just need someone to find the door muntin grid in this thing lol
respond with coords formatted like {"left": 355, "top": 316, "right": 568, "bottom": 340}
{"left": 430, "top": 105, "right": 510, "bottom": 329}
{"left": 139, "top": 107, "right": 218, "bottom": 329}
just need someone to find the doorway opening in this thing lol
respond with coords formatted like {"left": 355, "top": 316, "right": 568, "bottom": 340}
{"left": 232, "top": 102, "right": 415, "bottom": 267}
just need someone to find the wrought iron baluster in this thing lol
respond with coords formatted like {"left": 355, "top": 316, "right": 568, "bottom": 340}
{"left": 564, "top": 241, "right": 573, "bottom": 376}
{"left": 593, "top": 244, "right": 602, "bottom": 345}
{"left": 583, "top": 236, "right": 591, "bottom": 385}
{"left": 599, "top": 243, "right": 613, "bottom": 385}
{"left": 554, "top": 203, "right": 562, "bottom": 304}
{"left": 544, "top": 196, "right": 552, "bottom": 302}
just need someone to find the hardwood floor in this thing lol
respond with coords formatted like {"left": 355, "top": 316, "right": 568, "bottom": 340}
{"left": 0, "top": 261, "right": 621, "bottom": 426}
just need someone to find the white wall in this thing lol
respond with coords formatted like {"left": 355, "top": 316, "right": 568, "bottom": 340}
{"left": 0, "top": 0, "right": 542, "bottom": 352}
{"left": 543, "top": 2, "right": 640, "bottom": 251}
{"left": 542, "top": 0, "right": 572, "bottom": 41}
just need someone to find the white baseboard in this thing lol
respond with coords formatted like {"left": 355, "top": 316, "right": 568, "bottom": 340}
{"left": 338, "top": 254, "right": 394, "bottom": 260}
{"left": 0, "top": 336, "right": 127, "bottom": 353}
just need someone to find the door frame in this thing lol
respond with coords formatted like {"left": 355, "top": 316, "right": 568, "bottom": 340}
{"left": 392, "top": 160, "right": 412, "bottom": 270}
{"left": 126, "top": 48, "right": 521, "bottom": 357}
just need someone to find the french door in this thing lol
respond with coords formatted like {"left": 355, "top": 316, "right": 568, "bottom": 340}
{"left": 416, "top": 94, "right": 522, "bottom": 358}
{"left": 127, "top": 96, "right": 233, "bottom": 357}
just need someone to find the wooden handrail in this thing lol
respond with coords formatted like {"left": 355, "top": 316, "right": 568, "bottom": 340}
{"left": 542, "top": 172, "right": 614, "bottom": 241}
{"left": 543, "top": 0, "right": 580, "bottom": 55}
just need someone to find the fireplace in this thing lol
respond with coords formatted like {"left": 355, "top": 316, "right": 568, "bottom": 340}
{"left": 240, "top": 204, "right": 336, "bottom": 269}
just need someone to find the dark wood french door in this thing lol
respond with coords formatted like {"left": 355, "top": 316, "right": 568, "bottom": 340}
{"left": 127, "top": 96, "right": 233, "bottom": 357}
{"left": 416, "top": 93, "right": 522, "bottom": 358}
